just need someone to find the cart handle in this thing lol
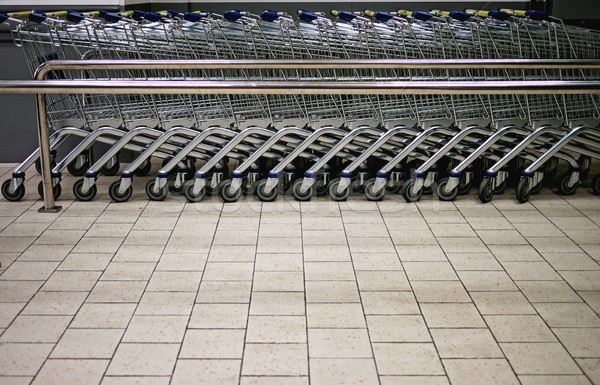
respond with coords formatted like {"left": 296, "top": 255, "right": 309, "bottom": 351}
{"left": 363, "top": 10, "right": 394, "bottom": 22}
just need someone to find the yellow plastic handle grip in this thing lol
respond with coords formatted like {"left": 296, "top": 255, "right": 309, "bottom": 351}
{"left": 330, "top": 10, "right": 340, "bottom": 17}
{"left": 119, "top": 10, "right": 134, "bottom": 16}
{"left": 465, "top": 9, "right": 490, "bottom": 17}
{"left": 430, "top": 9, "right": 450, "bottom": 17}
{"left": 500, "top": 8, "right": 527, "bottom": 16}
{"left": 83, "top": 11, "right": 100, "bottom": 18}
{"left": 48, "top": 11, "right": 68, "bottom": 18}
{"left": 8, "top": 11, "right": 33, "bottom": 18}
{"left": 363, "top": 9, "right": 376, "bottom": 17}
{"left": 396, "top": 10, "right": 413, "bottom": 17}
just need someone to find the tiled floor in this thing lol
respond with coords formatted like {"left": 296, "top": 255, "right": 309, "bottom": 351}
{"left": 0, "top": 162, "right": 599, "bottom": 385}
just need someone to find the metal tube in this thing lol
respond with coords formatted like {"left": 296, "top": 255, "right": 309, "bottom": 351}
{"left": 35, "top": 94, "right": 59, "bottom": 213}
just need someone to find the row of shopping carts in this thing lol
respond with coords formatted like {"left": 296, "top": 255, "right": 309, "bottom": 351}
{"left": 0, "top": 7, "right": 599, "bottom": 205}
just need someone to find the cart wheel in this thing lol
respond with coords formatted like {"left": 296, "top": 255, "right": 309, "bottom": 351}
{"left": 255, "top": 179, "right": 278, "bottom": 202}
{"left": 328, "top": 178, "right": 350, "bottom": 202}
{"left": 315, "top": 176, "right": 329, "bottom": 197}
{"left": 591, "top": 174, "right": 600, "bottom": 195}
{"left": 72, "top": 179, "right": 96, "bottom": 202}
{"left": 457, "top": 177, "right": 472, "bottom": 195}
{"left": 35, "top": 158, "right": 56, "bottom": 174}
{"left": 364, "top": 178, "right": 385, "bottom": 201}
{"left": 37, "top": 181, "right": 61, "bottom": 200}
{"left": 292, "top": 179, "right": 314, "bottom": 201}
{"left": 167, "top": 174, "right": 184, "bottom": 194}
{"left": 436, "top": 178, "right": 458, "bottom": 202}
{"left": 1, "top": 179, "right": 25, "bottom": 202}
{"left": 386, "top": 180, "right": 403, "bottom": 194}
{"left": 494, "top": 178, "right": 507, "bottom": 194}
{"left": 110, "top": 180, "right": 134, "bottom": 202}
{"left": 478, "top": 177, "right": 495, "bottom": 203}
{"left": 516, "top": 178, "right": 531, "bottom": 203}
{"left": 402, "top": 178, "right": 423, "bottom": 203}
{"left": 145, "top": 180, "right": 167, "bottom": 201}
{"left": 556, "top": 173, "right": 579, "bottom": 196}
{"left": 100, "top": 160, "right": 120, "bottom": 176}
{"left": 133, "top": 159, "right": 152, "bottom": 177}
{"left": 219, "top": 179, "right": 242, "bottom": 203}
{"left": 529, "top": 180, "right": 543, "bottom": 195}
{"left": 182, "top": 180, "right": 206, "bottom": 203}
{"left": 578, "top": 155, "right": 591, "bottom": 180}
{"left": 352, "top": 179, "right": 366, "bottom": 194}
{"left": 67, "top": 158, "right": 89, "bottom": 177}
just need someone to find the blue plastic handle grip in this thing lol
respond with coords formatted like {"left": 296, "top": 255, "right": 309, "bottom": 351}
{"left": 224, "top": 10, "right": 242, "bottom": 22}
{"left": 132, "top": 10, "right": 145, "bottom": 21}
{"left": 450, "top": 11, "right": 471, "bottom": 21}
{"left": 167, "top": 10, "right": 180, "bottom": 18}
{"left": 144, "top": 11, "right": 162, "bottom": 22}
{"left": 100, "top": 11, "right": 122, "bottom": 23}
{"left": 0, "top": 12, "right": 8, "bottom": 23}
{"left": 183, "top": 12, "right": 203, "bottom": 22}
{"left": 333, "top": 10, "right": 356, "bottom": 22}
{"left": 526, "top": 10, "right": 549, "bottom": 21}
{"left": 297, "top": 9, "right": 318, "bottom": 22}
{"left": 489, "top": 10, "right": 512, "bottom": 21}
{"left": 28, "top": 11, "right": 47, "bottom": 23}
{"left": 66, "top": 10, "right": 84, "bottom": 23}
{"left": 261, "top": 10, "right": 279, "bottom": 22}
{"left": 374, "top": 11, "right": 394, "bottom": 22}
{"left": 413, "top": 11, "right": 433, "bottom": 21}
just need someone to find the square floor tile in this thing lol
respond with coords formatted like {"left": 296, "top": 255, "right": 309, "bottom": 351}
{"left": 303, "top": 230, "right": 346, "bottom": 245}
{"left": 421, "top": 303, "right": 485, "bottom": 328}
{"left": 502, "top": 342, "right": 581, "bottom": 375}
{"left": 501, "top": 262, "right": 562, "bottom": 281}
{"left": 257, "top": 237, "right": 302, "bottom": 254}
{"left": 1, "top": 261, "right": 59, "bottom": 280}
{"left": 308, "top": 328, "right": 372, "bottom": 358}
{"left": 254, "top": 253, "right": 302, "bottom": 272}
{"left": 31, "top": 359, "right": 109, "bottom": 385}
{"left": 303, "top": 244, "right": 350, "bottom": 262}
{"left": 471, "top": 291, "right": 536, "bottom": 315}
{"left": 87, "top": 281, "right": 146, "bottom": 303}
{"left": 42, "top": 270, "right": 102, "bottom": 291}
{"left": 253, "top": 271, "right": 304, "bottom": 292}
{"left": 395, "top": 245, "right": 447, "bottom": 262}
{"left": 112, "top": 245, "right": 163, "bottom": 262}
{"left": 446, "top": 252, "right": 503, "bottom": 271}
{"left": 443, "top": 359, "right": 519, "bottom": 385}
{"left": 356, "top": 270, "right": 410, "bottom": 291}
{"left": 576, "top": 358, "right": 600, "bottom": 385}
{"left": 188, "top": 303, "right": 248, "bottom": 329}
{"left": 348, "top": 238, "right": 396, "bottom": 254}
{"left": 171, "top": 359, "right": 240, "bottom": 385}
{"left": 367, "top": 315, "right": 431, "bottom": 343}
{"left": 58, "top": 253, "right": 113, "bottom": 271}
{"left": 250, "top": 292, "right": 305, "bottom": 316}
{"left": 0, "top": 315, "right": 71, "bottom": 343}
{"left": 19, "top": 244, "right": 72, "bottom": 262}
{"left": 304, "top": 262, "right": 355, "bottom": 281}
{"left": 0, "top": 280, "right": 43, "bottom": 303}
{"left": 412, "top": 280, "right": 471, "bottom": 303}
{"left": 180, "top": 329, "right": 245, "bottom": 359}
{"left": 373, "top": 343, "right": 444, "bottom": 375}
{"left": 485, "top": 315, "right": 557, "bottom": 342}
{"left": 307, "top": 303, "right": 366, "bottom": 328}
{"left": 101, "top": 262, "right": 155, "bottom": 281}
{"left": 155, "top": 253, "right": 207, "bottom": 271}
{"left": 202, "top": 262, "right": 254, "bottom": 282}
{"left": 438, "top": 237, "right": 488, "bottom": 253}
{"left": 246, "top": 315, "right": 306, "bottom": 343}
{"left": 305, "top": 281, "right": 360, "bottom": 303}
{"left": 106, "top": 343, "right": 179, "bottom": 376}
{"left": 71, "top": 303, "right": 136, "bottom": 328}
{"left": 488, "top": 245, "right": 544, "bottom": 262}
{"left": 0, "top": 302, "right": 25, "bottom": 328}
{"left": 431, "top": 328, "right": 503, "bottom": 358}
{"left": 0, "top": 343, "right": 54, "bottom": 376}
{"left": 542, "top": 253, "right": 600, "bottom": 271}
{"left": 146, "top": 271, "right": 202, "bottom": 292}
{"left": 351, "top": 253, "right": 403, "bottom": 271}
{"left": 516, "top": 281, "right": 582, "bottom": 303}
{"left": 209, "top": 245, "right": 256, "bottom": 262}
{"left": 21, "top": 291, "right": 86, "bottom": 316}
{"left": 389, "top": 230, "right": 438, "bottom": 245}
{"left": 136, "top": 292, "right": 196, "bottom": 315}
{"left": 122, "top": 315, "right": 188, "bottom": 343}
{"left": 361, "top": 291, "right": 419, "bottom": 315}
{"left": 534, "top": 303, "right": 600, "bottom": 327}
{"left": 51, "top": 328, "right": 123, "bottom": 358}
{"left": 196, "top": 281, "right": 252, "bottom": 303}
{"left": 518, "top": 375, "right": 593, "bottom": 385}
{"left": 559, "top": 271, "right": 600, "bottom": 291}
{"left": 403, "top": 262, "right": 458, "bottom": 281}
{"left": 242, "top": 343, "right": 308, "bottom": 376}
{"left": 310, "top": 358, "right": 378, "bottom": 385}
{"left": 554, "top": 328, "right": 600, "bottom": 358}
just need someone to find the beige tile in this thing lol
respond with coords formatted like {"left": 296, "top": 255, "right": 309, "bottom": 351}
{"left": 576, "top": 358, "right": 600, "bottom": 385}
{"left": 242, "top": 343, "right": 308, "bottom": 376}
{"left": 379, "top": 376, "right": 450, "bottom": 385}
{"left": 341, "top": 212, "right": 383, "bottom": 225}
{"left": 446, "top": 252, "right": 503, "bottom": 271}
{"left": 412, "top": 280, "right": 472, "bottom": 303}
{"left": 246, "top": 315, "right": 306, "bottom": 343}
{"left": 348, "top": 238, "right": 396, "bottom": 254}
{"left": 87, "top": 281, "right": 147, "bottom": 303}
{"left": 240, "top": 377, "right": 308, "bottom": 385}
{"left": 457, "top": 204, "right": 502, "bottom": 218}
{"left": 356, "top": 270, "right": 410, "bottom": 291}
{"left": 501, "top": 342, "right": 582, "bottom": 375}
{"left": 1, "top": 222, "right": 49, "bottom": 237}
{"left": 58, "top": 253, "right": 113, "bottom": 271}
{"left": 583, "top": 244, "right": 600, "bottom": 262}
{"left": 518, "top": 375, "right": 593, "bottom": 385}
{"left": 421, "top": 303, "right": 485, "bottom": 328}
{"left": 528, "top": 237, "right": 582, "bottom": 253}
{"left": 0, "top": 253, "right": 19, "bottom": 272}
{"left": 171, "top": 359, "right": 241, "bottom": 385}
{"left": 180, "top": 329, "right": 245, "bottom": 359}
{"left": 310, "top": 358, "right": 378, "bottom": 385}
{"left": 72, "top": 237, "right": 122, "bottom": 254}
{"left": 217, "top": 217, "right": 259, "bottom": 231}
{"left": 501, "top": 262, "right": 562, "bottom": 281}
{"left": 51, "top": 328, "right": 123, "bottom": 358}
{"left": 146, "top": 271, "right": 202, "bottom": 292}
{"left": 303, "top": 230, "right": 346, "bottom": 245}
{"left": 257, "top": 237, "right": 302, "bottom": 253}
{"left": 101, "top": 262, "right": 155, "bottom": 281}
{"left": 0, "top": 303, "right": 25, "bottom": 328}
{"left": 403, "top": 262, "right": 458, "bottom": 281}
{"left": 486, "top": 315, "right": 557, "bottom": 342}
{"left": 367, "top": 315, "right": 430, "bottom": 343}
{"left": 373, "top": 343, "right": 444, "bottom": 375}
{"left": 489, "top": 245, "right": 544, "bottom": 262}
{"left": 438, "top": 237, "right": 488, "bottom": 253}
{"left": 579, "top": 291, "right": 600, "bottom": 313}
{"left": 196, "top": 281, "right": 252, "bottom": 303}
{"left": 250, "top": 292, "right": 305, "bottom": 316}
{"left": 255, "top": 253, "right": 302, "bottom": 272}
{"left": 431, "top": 328, "right": 503, "bottom": 358}
{"left": 542, "top": 253, "right": 600, "bottom": 271}
{"left": 136, "top": 292, "right": 196, "bottom": 315}
{"left": 534, "top": 303, "right": 600, "bottom": 327}
{"left": 86, "top": 223, "right": 133, "bottom": 238}
{"left": 457, "top": 271, "right": 518, "bottom": 291}
{"left": 209, "top": 245, "right": 256, "bottom": 262}
{"left": 477, "top": 229, "right": 528, "bottom": 245}
{"left": 396, "top": 245, "right": 447, "bottom": 262}
{"left": 307, "top": 303, "right": 366, "bottom": 328}
{"left": 123, "top": 230, "right": 171, "bottom": 246}
{"left": 559, "top": 271, "right": 600, "bottom": 291}
{"left": 351, "top": 253, "right": 403, "bottom": 271}
{"left": 389, "top": 230, "right": 438, "bottom": 245}
{"left": 471, "top": 292, "right": 536, "bottom": 315}
{"left": 308, "top": 328, "right": 372, "bottom": 358}
{"left": 304, "top": 262, "right": 355, "bottom": 281}
{"left": 106, "top": 343, "right": 179, "bottom": 376}
{"left": 361, "top": 291, "right": 419, "bottom": 315}
{"left": 164, "top": 236, "right": 212, "bottom": 254}
{"left": 421, "top": 211, "right": 467, "bottom": 224}
{"left": 512, "top": 222, "right": 564, "bottom": 238}
{"left": 188, "top": 303, "right": 248, "bottom": 329}
{"left": 0, "top": 261, "right": 59, "bottom": 280}
{"left": 383, "top": 216, "right": 429, "bottom": 231}
{"left": 133, "top": 216, "right": 178, "bottom": 231}
{"left": 429, "top": 223, "right": 477, "bottom": 238}
{"left": 22, "top": 291, "right": 87, "bottom": 315}
{"left": 554, "top": 328, "right": 600, "bottom": 357}
{"left": 19, "top": 244, "right": 73, "bottom": 261}
{"left": 501, "top": 210, "right": 549, "bottom": 223}
{"left": 259, "top": 223, "right": 301, "bottom": 238}
{"left": 0, "top": 236, "right": 35, "bottom": 252}
{"left": 345, "top": 223, "right": 390, "bottom": 238}
{"left": 443, "top": 358, "right": 520, "bottom": 385}
{"left": 253, "top": 271, "right": 304, "bottom": 291}
{"left": 0, "top": 280, "right": 43, "bottom": 302}
{"left": 305, "top": 281, "right": 360, "bottom": 303}
{"left": 549, "top": 216, "right": 599, "bottom": 230}
{"left": 467, "top": 216, "right": 514, "bottom": 230}
{"left": 301, "top": 216, "right": 343, "bottom": 230}
{"left": 32, "top": 359, "right": 109, "bottom": 385}
{"left": 71, "top": 303, "right": 136, "bottom": 328}
{"left": 96, "top": 210, "right": 141, "bottom": 224}
{"left": 563, "top": 229, "right": 600, "bottom": 245}
{"left": 213, "top": 230, "right": 257, "bottom": 246}
{"left": 0, "top": 315, "right": 71, "bottom": 343}
{"left": 122, "top": 315, "right": 188, "bottom": 343}
{"left": 155, "top": 253, "right": 207, "bottom": 271}
{"left": 303, "top": 244, "right": 350, "bottom": 262}
{"left": 101, "top": 376, "right": 171, "bottom": 385}
{"left": 202, "top": 262, "right": 254, "bottom": 281}
{"left": 0, "top": 376, "right": 34, "bottom": 385}
{"left": 0, "top": 343, "right": 53, "bottom": 376}
{"left": 112, "top": 245, "right": 163, "bottom": 262}
{"left": 42, "top": 270, "right": 101, "bottom": 292}
{"left": 517, "top": 281, "right": 582, "bottom": 303}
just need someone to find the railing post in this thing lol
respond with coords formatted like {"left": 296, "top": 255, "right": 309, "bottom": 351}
{"left": 35, "top": 93, "right": 61, "bottom": 213}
